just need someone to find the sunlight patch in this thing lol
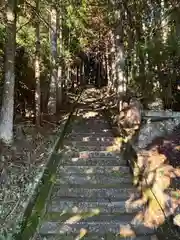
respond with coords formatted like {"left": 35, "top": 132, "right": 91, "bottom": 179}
{"left": 75, "top": 228, "right": 87, "bottom": 240}
{"left": 102, "top": 129, "right": 109, "bottom": 132}
{"left": 82, "top": 137, "right": 90, "bottom": 141}
{"left": 72, "top": 158, "right": 79, "bottom": 162}
{"left": 174, "top": 145, "right": 180, "bottom": 151}
{"left": 83, "top": 111, "right": 98, "bottom": 118}
{"left": 72, "top": 206, "right": 79, "bottom": 213}
{"left": 65, "top": 215, "right": 82, "bottom": 224}
{"left": 119, "top": 225, "right": 136, "bottom": 238}
{"left": 85, "top": 168, "right": 94, "bottom": 174}
{"left": 106, "top": 145, "right": 119, "bottom": 152}
{"left": 112, "top": 166, "right": 120, "bottom": 171}
{"left": 79, "top": 152, "right": 89, "bottom": 158}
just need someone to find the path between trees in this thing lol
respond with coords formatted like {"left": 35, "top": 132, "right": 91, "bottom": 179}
{"left": 31, "top": 88, "right": 157, "bottom": 240}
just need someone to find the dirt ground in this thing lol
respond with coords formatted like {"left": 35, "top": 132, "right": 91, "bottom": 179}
{"left": 0, "top": 94, "right": 76, "bottom": 235}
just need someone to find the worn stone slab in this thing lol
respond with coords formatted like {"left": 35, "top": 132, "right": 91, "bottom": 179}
{"left": 67, "top": 136, "right": 117, "bottom": 142}
{"left": 51, "top": 185, "right": 136, "bottom": 200}
{"left": 65, "top": 144, "right": 118, "bottom": 151}
{"left": 64, "top": 151, "right": 123, "bottom": 161}
{"left": 67, "top": 132, "right": 114, "bottom": 137}
{"left": 47, "top": 199, "right": 143, "bottom": 214}
{"left": 35, "top": 234, "right": 155, "bottom": 240}
{"left": 53, "top": 152, "right": 126, "bottom": 166}
{"left": 70, "top": 125, "right": 112, "bottom": 131}
{"left": 55, "top": 171, "right": 132, "bottom": 185}
{"left": 76, "top": 151, "right": 121, "bottom": 158}
{"left": 56, "top": 157, "right": 126, "bottom": 167}
{"left": 39, "top": 217, "right": 155, "bottom": 236}
{"left": 57, "top": 165, "right": 130, "bottom": 175}
{"left": 64, "top": 140, "right": 118, "bottom": 147}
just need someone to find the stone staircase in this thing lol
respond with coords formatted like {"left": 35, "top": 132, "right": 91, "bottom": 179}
{"left": 35, "top": 92, "right": 157, "bottom": 240}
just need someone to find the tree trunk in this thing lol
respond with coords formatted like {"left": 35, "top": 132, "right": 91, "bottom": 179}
{"left": 34, "top": 0, "right": 41, "bottom": 125}
{"left": 109, "top": 30, "right": 116, "bottom": 92}
{"left": 76, "top": 66, "right": 79, "bottom": 85}
{"left": 113, "top": 7, "right": 127, "bottom": 112}
{"left": 56, "top": 9, "right": 63, "bottom": 110}
{"left": 114, "top": 26, "right": 126, "bottom": 111}
{"left": 48, "top": 7, "right": 57, "bottom": 115}
{"left": 0, "top": 0, "right": 17, "bottom": 144}
{"left": 80, "top": 61, "right": 84, "bottom": 86}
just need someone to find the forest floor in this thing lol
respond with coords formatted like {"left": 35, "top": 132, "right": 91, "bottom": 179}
{"left": 0, "top": 91, "right": 77, "bottom": 235}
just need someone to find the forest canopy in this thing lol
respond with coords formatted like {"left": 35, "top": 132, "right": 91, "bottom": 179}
{"left": 0, "top": 0, "right": 180, "bottom": 143}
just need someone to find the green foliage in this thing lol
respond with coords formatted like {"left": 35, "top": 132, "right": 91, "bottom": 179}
{"left": 2, "top": 0, "right": 180, "bottom": 105}
{"left": 16, "top": 18, "right": 36, "bottom": 55}
{"left": 0, "top": 23, "right": 5, "bottom": 45}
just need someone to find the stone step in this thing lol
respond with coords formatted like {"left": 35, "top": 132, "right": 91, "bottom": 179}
{"left": 52, "top": 153, "right": 126, "bottom": 166}
{"left": 55, "top": 171, "right": 132, "bottom": 185}
{"left": 71, "top": 127, "right": 111, "bottom": 133}
{"left": 57, "top": 165, "right": 130, "bottom": 175}
{"left": 35, "top": 107, "right": 157, "bottom": 240}
{"left": 71, "top": 119, "right": 108, "bottom": 124}
{"left": 35, "top": 234, "right": 155, "bottom": 240}
{"left": 70, "top": 151, "right": 122, "bottom": 158}
{"left": 39, "top": 216, "right": 155, "bottom": 236}
{"left": 75, "top": 119, "right": 107, "bottom": 123}
{"left": 73, "top": 123, "right": 109, "bottom": 128}
{"left": 67, "top": 136, "right": 117, "bottom": 143}
{"left": 64, "top": 140, "right": 119, "bottom": 147}
{"left": 64, "top": 145, "right": 118, "bottom": 151}
{"left": 70, "top": 131, "right": 113, "bottom": 136}
{"left": 51, "top": 185, "right": 136, "bottom": 200}
{"left": 47, "top": 199, "right": 143, "bottom": 215}
{"left": 68, "top": 132, "right": 114, "bottom": 137}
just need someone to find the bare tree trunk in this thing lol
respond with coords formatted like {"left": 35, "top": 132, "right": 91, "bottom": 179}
{"left": 80, "top": 61, "right": 84, "bottom": 86}
{"left": 114, "top": 10, "right": 126, "bottom": 112}
{"left": 56, "top": 9, "right": 63, "bottom": 110}
{"left": 0, "top": 0, "right": 17, "bottom": 144}
{"left": 48, "top": 7, "right": 57, "bottom": 115}
{"left": 109, "top": 30, "right": 116, "bottom": 92}
{"left": 76, "top": 66, "right": 79, "bottom": 85}
{"left": 34, "top": 0, "right": 41, "bottom": 125}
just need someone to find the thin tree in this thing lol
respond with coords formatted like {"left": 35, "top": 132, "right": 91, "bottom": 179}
{"left": 48, "top": 6, "right": 57, "bottom": 115}
{"left": 34, "top": 0, "right": 41, "bottom": 125}
{"left": 56, "top": 6, "right": 63, "bottom": 109}
{"left": 0, "top": 0, "right": 17, "bottom": 144}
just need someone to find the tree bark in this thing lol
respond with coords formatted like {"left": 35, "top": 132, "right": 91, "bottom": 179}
{"left": 114, "top": 9, "right": 126, "bottom": 112}
{"left": 0, "top": 0, "right": 17, "bottom": 144}
{"left": 34, "top": 0, "right": 41, "bottom": 125}
{"left": 56, "top": 9, "right": 63, "bottom": 110}
{"left": 48, "top": 7, "right": 57, "bottom": 115}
